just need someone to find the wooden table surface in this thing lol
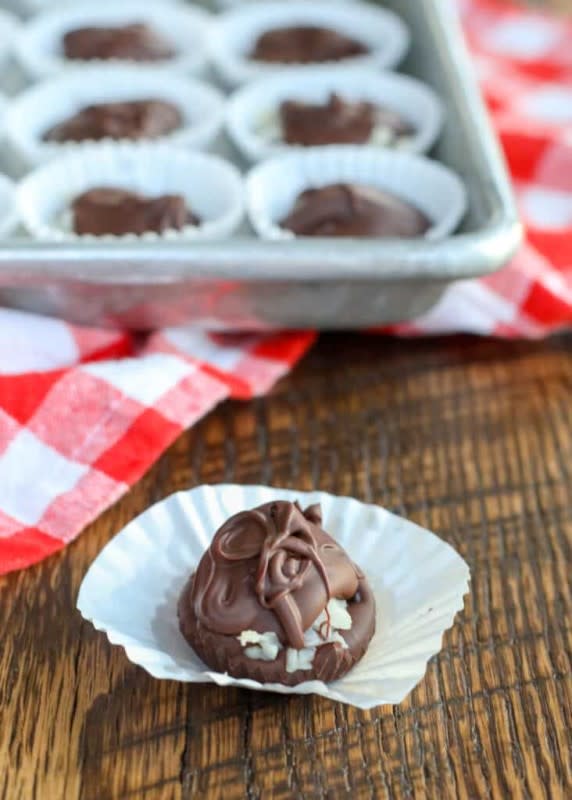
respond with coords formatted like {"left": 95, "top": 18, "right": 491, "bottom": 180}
{"left": 1, "top": 334, "right": 571, "bottom": 799}
{"left": 2, "top": 3, "right": 572, "bottom": 798}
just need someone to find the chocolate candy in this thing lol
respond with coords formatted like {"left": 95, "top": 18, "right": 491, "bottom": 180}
{"left": 251, "top": 25, "right": 368, "bottom": 64}
{"left": 71, "top": 188, "right": 199, "bottom": 236}
{"left": 63, "top": 23, "right": 175, "bottom": 62}
{"left": 281, "top": 93, "right": 376, "bottom": 146}
{"left": 43, "top": 100, "right": 182, "bottom": 143}
{"left": 281, "top": 183, "right": 431, "bottom": 238}
{"left": 178, "top": 500, "right": 376, "bottom": 685}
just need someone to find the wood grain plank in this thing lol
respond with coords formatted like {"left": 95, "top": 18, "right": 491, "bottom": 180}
{"left": 1, "top": 335, "right": 571, "bottom": 799}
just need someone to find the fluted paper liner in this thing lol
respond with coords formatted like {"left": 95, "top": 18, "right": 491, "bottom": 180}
{"left": 210, "top": 0, "right": 410, "bottom": 87}
{"left": 6, "top": 67, "right": 225, "bottom": 171}
{"left": 246, "top": 146, "right": 467, "bottom": 241}
{"left": 227, "top": 67, "right": 444, "bottom": 164}
{"left": 77, "top": 484, "right": 470, "bottom": 709}
{"left": 16, "top": 0, "right": 211, "bottom": 80}
{"left": 17, "top": 143, "right": 245, "bottom": 242}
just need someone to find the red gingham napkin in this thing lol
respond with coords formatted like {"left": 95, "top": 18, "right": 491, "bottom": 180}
{"left": 1, "top": 0, "right": 571, "bottom": 575}
{"left": 0, "top": 315, "right": 316, "bottom": 574}
{"left": 389, "top": 0, "right": 572, "bottom": 338}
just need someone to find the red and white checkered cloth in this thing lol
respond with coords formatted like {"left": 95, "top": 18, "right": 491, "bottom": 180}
{"left": 392, "top": 0, "right": 572, "bottom": 338}
{"left": 1, "top": 0, "right": 571, "bottom": 575}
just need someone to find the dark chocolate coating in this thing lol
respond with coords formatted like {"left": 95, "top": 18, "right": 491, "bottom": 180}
{"left": 251, "top": 26, "right": 368, "bottom": 64}
{"left": 71, "top": 188, "right": 199, "bottom": 236}
{"left": 281, "top": 183, "right": 431, "bottom": 238}
{"left": 179, "top": 572, "right": 375, "bottom": 685}
{"left": 281, "top": 94, "right": 376, "bottom": 146}
{"left": 43, "top": 100, "right": 182, "bottom": 143}
{"left": 63, "top": 23, "right": 175, "bottom": 62}
{"left": 177, "top": 501, "right": 376, "bottom": 685}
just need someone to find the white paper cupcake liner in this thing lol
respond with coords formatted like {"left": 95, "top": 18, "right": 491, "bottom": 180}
{"left": 227, "top": 67, "right": 444, "bottom": 164}
{"left": 246, "top": 146, "right": 467, "bottom": 241}
{"left": 18, "top": 0, "right": 177, "bottom": 15}
{"left": 77, "top": 484, "right": 470, "bottom": 709}
{"left": 5, "top": 67, "right": 226, "bottom": 172}
{"left": 210, "top": 0, "right": 410, "bottom": 88}
{"left": 17, "top": 143, "right": 245, "bottom": 242}
{"left": 15, "top": 1, "right": 212, "bottom": 81}
{"left": 0, "top": 173, "right": 18, "bottom": 238}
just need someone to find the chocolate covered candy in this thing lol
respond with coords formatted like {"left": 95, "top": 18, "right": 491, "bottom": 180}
{"left": 178, "top": 500, "right": 376, "bottom": 685}
{"left": 71, "top": 187, "right": 199, "bottom": 236}
{"left": 251, "top": 26, "right": 368, "bottom": 65}
{"left": 63, "top": 23, "right": 175, "bottom": 62}
{"left": 44, "top": 100, "right": 182, "bottom": 143}
{"left": 281, "top": 183, "right": 431, "bottom": 238}
{"left": 281, "top": 93, "right": 375, "bottom": 146}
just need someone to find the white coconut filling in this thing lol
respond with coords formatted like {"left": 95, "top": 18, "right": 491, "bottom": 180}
{"left": 237, "top": 598, "right": 352, "bottom": 673}
{"left": 238, "top": 630, "right": 281, "bottom": 661}
{"left": 256, "top": 109, "right": 414, "bottom": 149}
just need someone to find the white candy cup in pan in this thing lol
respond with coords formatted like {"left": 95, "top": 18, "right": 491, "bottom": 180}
{"left": 210, "top": 0, "right": 410, "bottom": 87}
{"left": 226, "top": 67, "right": 444, "bottom": 164}
{"left": 77, "top": 484, "right": 471, "bottom": 708}
{"left": 246, "top": 146, "right": 468, "bottom": 242}
{"left": 17, "top": 143, "right": 245, "bottom": 242}
{"left": 15, "top": 0, "right": 212, "bottom": 80}
{"left": 5, "top": 67, "right": 226, "bottom": 171}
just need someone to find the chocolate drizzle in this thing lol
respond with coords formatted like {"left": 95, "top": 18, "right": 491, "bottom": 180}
{"left": 253, "top": 502, "right": 332, "bottom": 648}
{"left": 190, "top": 500, "right": 362, "bottom": 650}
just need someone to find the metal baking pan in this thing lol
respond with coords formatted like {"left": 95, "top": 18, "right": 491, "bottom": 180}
{"left": 0, "top": 0, "right": 522, "bottom": 330}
